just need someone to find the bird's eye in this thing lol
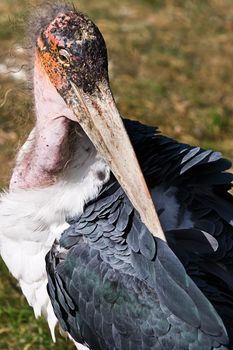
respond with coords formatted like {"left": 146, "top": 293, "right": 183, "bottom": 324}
{"left": 58, "top": 49, "right": 71, "bottom": 66}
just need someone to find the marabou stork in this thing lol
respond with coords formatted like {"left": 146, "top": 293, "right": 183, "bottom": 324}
{"left": 0, "top": 4, "right": 233, "bottom": 350}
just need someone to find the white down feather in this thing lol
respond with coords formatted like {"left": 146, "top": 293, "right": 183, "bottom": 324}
{"left": 0, "top": 128, "right": 110, "bottom": 342}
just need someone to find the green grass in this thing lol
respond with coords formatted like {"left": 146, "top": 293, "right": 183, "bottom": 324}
{"left": 0, "top": 0, "right": 233, "bottom": 348}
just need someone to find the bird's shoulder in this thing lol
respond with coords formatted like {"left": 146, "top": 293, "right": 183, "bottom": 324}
{"left": 124, "top": 118, "right": 233, "bottom": 190}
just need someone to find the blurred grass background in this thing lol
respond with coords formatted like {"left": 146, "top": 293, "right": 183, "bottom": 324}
{"left": 0, "top": 0, "right": 232, "bottom": 348}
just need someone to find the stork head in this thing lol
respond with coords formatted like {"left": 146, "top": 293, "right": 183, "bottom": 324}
{"left": 32, "top": 6, "right": 164, "bottom": 240}
{"left": 36, "top": 10, "right": 108, "bottom": 96}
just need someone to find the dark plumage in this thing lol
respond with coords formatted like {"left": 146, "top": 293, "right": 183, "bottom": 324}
{"left": 46, "top": 120, "right": 233, "bottom": 349}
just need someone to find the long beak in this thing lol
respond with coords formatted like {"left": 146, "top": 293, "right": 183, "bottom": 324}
{"left": 68, "top": 80, "right": 166, "bottom": 242}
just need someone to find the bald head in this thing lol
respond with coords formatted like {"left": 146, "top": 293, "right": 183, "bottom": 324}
{"left": 35, "top": 7, "right": 108, "bottom": 95}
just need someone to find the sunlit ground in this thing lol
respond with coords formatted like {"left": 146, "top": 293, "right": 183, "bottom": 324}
{"left": 0, "top": 0, "right": 232, "bottom": 348}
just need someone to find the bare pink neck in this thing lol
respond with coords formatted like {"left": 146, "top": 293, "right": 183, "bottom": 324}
{"left": 10, "top": 54, "right": 74, "bottom": 191}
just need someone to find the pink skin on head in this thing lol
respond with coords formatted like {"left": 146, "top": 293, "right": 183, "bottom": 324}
{"left": 10, "top": 51, "right": 76, "bottom": 191}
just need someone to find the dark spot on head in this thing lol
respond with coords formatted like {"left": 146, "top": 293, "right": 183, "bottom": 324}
{"left": 36, "top": 6, "right": 109, "bottom": 95}
{"left": 96, "top": 171, "right": 106, "bottom": 181}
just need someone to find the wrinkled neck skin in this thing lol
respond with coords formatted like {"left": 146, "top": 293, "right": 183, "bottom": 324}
{"left": 10, "top": 51, "right": 77, "bottom": 191}
{"left": 1, "top": 53, "right": 110, "bottom": 343}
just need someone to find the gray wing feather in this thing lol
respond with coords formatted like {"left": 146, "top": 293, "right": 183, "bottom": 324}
{"left": 46, "top": 119, "right": 233, "bottom": 349}
{"left": 47, "top": 177, "right": 228, "bottom": 349}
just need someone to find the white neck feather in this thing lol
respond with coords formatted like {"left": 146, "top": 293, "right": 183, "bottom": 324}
{"left": 0, "top": 129, "right": 110, "bottom": 341}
